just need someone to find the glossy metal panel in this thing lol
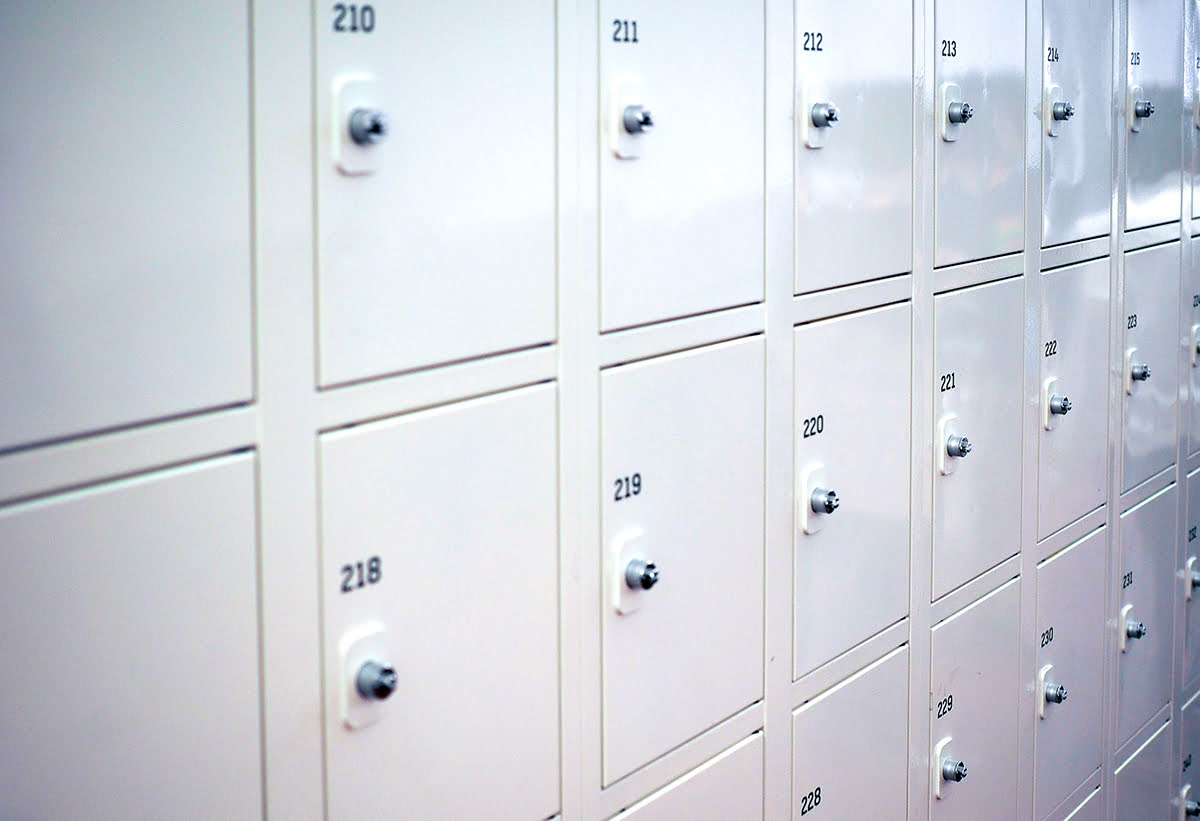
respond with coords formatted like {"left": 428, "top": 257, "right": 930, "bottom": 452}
{"left": 794, "top": 0, "right": 913, "bottom": 292}
{"left": 610, "top": 735, "right": 763, "bottom": 821}
{"left": 793, "top": 304, "right": 911, "bottom": 676}
{"left": 933, "top": 0, "right": 1025, "bottom": 266}
{"left": 600, "top": 1, "right": 765, "bottom": 330}
{"left": 1186, "top": 467, "right": 1200, "bottom": 686}
{"left": 602, "top": 337, "right": 765, "bottom": 782}
{"left": 321, "top": 386, "right": 560, "bottom": 820}
{"left": 1114, "top": 721, "right": 1173, "bottom": 820}
{"left": 315, "top": 2, "right": 557, "bottom": 385}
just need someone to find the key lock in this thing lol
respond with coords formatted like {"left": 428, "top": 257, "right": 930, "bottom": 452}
{"left": 1043, "top": 378, "right": 1072, "bottom": 430}
{"left": 612, "top": 528, "right": 659, "bottom": 615}
{"left": 1119, "top": 603, "right": 1148, "bottom": 652}
{"left": 1129, "top": 85, "right": 1155, "bottom": 132}
{"left": 940, "top": 82, "right": 974, "bottom": 142}
{"left": 798, "top": 462, "right": 840, "bottom": 535}
{"left": 1125, "top": 347, "right": 1152, "bottom": 395}
{"left": 1037, "top": 663, "right": 1068, "bottom": 718}
{"left": 933, "top": 735, "right": 967, "bottom": 799}
{"left": 938, "top": 414, "right": 972, "bottom": 476}
{"left": 801, "top": 85, "right": 839, "bottom": 149}
{"left": 611, "top": 79, "right": 655, "bottom": 159}
{"left": 1045, "top": 84, "right": 1075, "bottom": 137}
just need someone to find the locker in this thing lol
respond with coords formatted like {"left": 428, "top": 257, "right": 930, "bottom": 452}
{"left": 1194, "top": 0, "right": 1200, "bottom": 222}
{"left": 1126, "top": 0, "right": 1184, "bottom": 231}
{"left": 933, "top": 0, "right": 1025, "bottom": 266}
{"left": 0, "top": 455, "right": 261, "bottom": 819}
{"left": 929, "top": 579, "right": 1021, "bottom": 821}
{"left": 1114, "top": 721, "right": 1172, "bottom": 821}
{"left": 793, "top": 303, "right": 911, "bottom": 676}
{"left": 1033, "top": 528, "right": 1106, "bottom": 821}
{"left": 1116, "top": 485, "right": 1177, "bottom": 749}
{"left": 1182, "top": 692, "right": 1200, "bottom": 815}
{"left": 609, "top": 734, "right": 763, "bottom": 821}
{"left": 1186, "top": 467, "right": 1200, "bottom": 687}
{"left": 1189, "top": 242, "right": 1200, "bottom": 456}
{"left": 1122, "top": 243, "right": 1181, "bottom": 492}
{"left": 794, "top": 0, "right": 913, "bottom": 293}
{"left": 0, "top": 2, "right": 253, "bottom": 450}
{"left": 1057, "top": 788, "right": 1101, "bottom": 821}
{"left": 1041, "top": 0, "right": 1114, "bottom": 247}
{"left": 791, "top": 647, "right": 909, "bottom": 820}
{"left": 600, "top": 1, "right": 765, "bottom": 330}
{"left": 315, "top": 2, "right": 557, "bottom": 385}
{"left": 602, "top": 337, "right": 765, "bottom": 782}
{"left": 1038, "top": 258, "right": 1110, "bottom": 540}
{"left": 933, "top": 278, "right": 1024, "bottom": 598}
{"left": 320, "top": 386, "right": 560, "bottom": 820}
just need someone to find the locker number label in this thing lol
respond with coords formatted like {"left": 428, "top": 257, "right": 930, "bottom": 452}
{"left": 802, "top": 32, "right": 824, "bottom": 52}
{"left": 332, "top": 3, "right": 376, "bottom": 33}
{"left": 1046, "top": 46, "right": 1060, "bottom": 63}
{"left": 940, "top": 39, "right": 958, "bottom": 58}
{"left": 802, "top": 414, "right": 825, "bottom": 438}
{"left": 936, "top": 694, "right": 954, "bottom": 718}
{"left": 340, "top": 556, "right": 382, "bottom": 593}
{"left": 1189, "top": 526, "right": 1197, "bottom": 542}
{"left": 611, "top": 19, "right": 639, "bottom": 43}
{"left": 1039, "top": 626, "right": 1055, "bottom": 647}
{"left": 1192, "top": 294, "right": 1199, "bottom": 308}
{"left": 1130, "top": 51, "right": 1141, "bottom": 66}
{"left": 1043, "top": 339, "right": 1058, "bottom": 358}
{"left": 939, "top": 372, "right": 957, "bottom": 392}
{"left": 1127, "top": 314, "right": 1138, "bottom": 329}
{"left": 613, "top": 472, "right": 643, "bottom": 502}
{"left": 1122, "top": 571, "right": 1134, "bottom": 589}
{"left": 799, "top": 786, "right": 823, "bottom": 815}
{"left": 1185, "top": 753, "right": 1193, "bottom": 774}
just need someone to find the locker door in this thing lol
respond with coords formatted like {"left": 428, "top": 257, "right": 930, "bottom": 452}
{"left": 794, "top": 0, "right": 913, "bottom": 293}
{"left": 602, "top": 337, "right": 765, "bottom": 782}
{"left": 0, "top": 456, "right": 262, "bottom": 819}
{"left": 1034, "top": 528, "right": 1106, "bottom": 820}
{"left": 1185, "top": 467, "right": 1200, "bottom": 687}
{"left": 0, "top": 2, "right": 253, "bottom": 450}
{"left": 930, "top": 579, "right": 1021, "bottom": 821}
{"left": 1116, "top": 485, "right": 1177, "bottom": 749}
{"left": 793, "top": 304, "right": 911, "bottom": 677}
{"left": 792, "top": 647, "right": 909, "bottom": 820}
{"left": 1182, "top": 693, "right": 1200, "bottom": 815}
{"left": 933, "top": 0, "right": 1025, "bottom": 266}
{"left": 315, "top": 2, "right": 557, "bottom": 385}
{"left": 321, "top": 386, "right": 560, "bottom": 821}
{"left": 1039, "top": 258, "right": 1110, "bottom": 540}
{"left": 1188, "top": 242, "right": 1200, "bottom": 456}
{"left": 1114, "top": 721, "right": 1173, "bottom": 821}
{"left": 600, "top": 1, "right": 765, "bottom": 330}
{"left": 1126, "top": 0, "right": 1184, "bottom": 231}
{"left": 933, "top": 278, "right": 1024, "bottom": 598}
{"left": 1194, "top": 0, "right": 1200, "bottom": 222}
{"left": 609, "top": 735, "right": 763, "bottom": 821}
{"left": 1042, "top": 0, "right": 1114, "bottom": 247}
{"left": 1122, "top": 243, "right": 1181, "bottom": 492}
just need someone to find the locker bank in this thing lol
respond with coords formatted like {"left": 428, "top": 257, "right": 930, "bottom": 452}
{"left": 1, "top": 1, "right": 1198, "bottom": 819}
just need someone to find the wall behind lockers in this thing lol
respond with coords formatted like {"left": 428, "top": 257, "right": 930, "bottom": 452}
{"left": 0, "top": 0, "right": 1197, "bottom": 819}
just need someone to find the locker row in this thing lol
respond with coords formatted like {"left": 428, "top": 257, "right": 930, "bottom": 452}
{"left": 2, "top": 0, "right": 1192, "bottom": 449}
{"left": 3, "top": 433, "right": 1198, "bottom": 819}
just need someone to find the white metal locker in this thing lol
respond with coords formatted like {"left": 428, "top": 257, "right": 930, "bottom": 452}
{"left": 791, "top": 647, "right": 909, "bottom": 819}
{"left": 1183, "top": 691, "right": 1200, "bottom": 815}
{"left": 1041, "top": 0, "right": 1114, "bottom": 247}
{"left": 0, "top": 1, "right": 253, "bottom": 450}
{"left": 933, "top": 0, "right": 1025, "bottom": 266}
{"left": 1186, "top": 467, "right": 1200, "bottom": 688}
{"left": 793, "top": 303, "right": 911, "bottom": 676}
{"left": 600, "top": 1, "right": 765, "bottom": 330}
{"left": 794, "top": 0, "right": 913, "bottom": 293}
{"left": 1189, "top": 242, "right": 1200, "bottom": 456}
{"left": 1116, "top": 484, "right": 1177, "bottom": 750}
{"left": 1039, "top": 259, "right": 1111, "bottom": 540}
{"left": 1033, "top": 528, "right": 1106, "bottom": 820}
{"left": 1126, "top": 0, "right": 1184, "bottom": 231}
{"left": 315, "top": 1, "right": 557, "bottom": 385}
{"left": 0, "top": 455, "right": 262, "bottom": 820}
{"left": 320, "top": 385, "right": 560, "bottom": 821}
{"left": 1113, "top": 721, "right": 1173, "bottom": 820}
{"left": 929, "top": 579, "right": 1021, "bottom": 821}
{"left": 601, "top": 337, "right": 765, "bottom": 782}
{"left": 933, "top": 277, "right": 1024, "bottom": 598}
{"left": 1122, "top": 243, "right": 1181, "bottom": 492}
{"left": 609, "top": 734, "right": 764, "bottom": 821}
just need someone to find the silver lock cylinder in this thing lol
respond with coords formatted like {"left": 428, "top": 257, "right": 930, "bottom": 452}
{"left": 1052, "top": 101, "right": 1075, "bottom": 121}
{"left": 947, "top": 102, "right": 973, "bottom": 124}
{"left": 1191, "top": 568, "right": 1200, "bottom": 590}
{"left": 811, "top": 102, "right": 839, "bottom": 128}
{"left": 1133, "top": 99, "right": 1155, "bottom": 119}
{"left": 810, "top": 487, "right": 840, "bottom": 514}
{"left": 348, "top": 108, "right": 389, "bottom": 146}
{"left": 1044, "top": 682, "right": 1068, "bottom": 704}
{"left": 356, "top": 660, "right": 398, "bottom": 700}
{"left": 622, "top": 104, "right": 655, "bottom": 135}
{"left": 1126, "top": 620, "right": 1148, "bottom": 640}
{"left": 941, "top": 759, "right": 968, "bottom": 783}
{"left": 1130, "top": 363, "right": 1152, "bottom": 382}
{"left": 1049, "top": 395, "right": 1072, "bottom": 416}
{"left": 1186, "top": 799, "right": 1200, "bottom": 817}
{"left": 946, "top": 435, "right": 973, "bottom": 458}
{"left": 624, "top": 558, "right": 660, "bottom": 591}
